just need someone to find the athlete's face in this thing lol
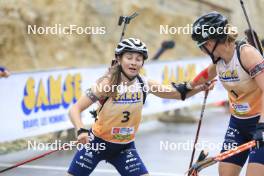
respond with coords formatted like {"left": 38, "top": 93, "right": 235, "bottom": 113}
{"left": 199, "top": 40, "right": 224, "bottom": 63}
{"left": 119, "top": 52, "right": 144, "bottom": 78}
{"left": 201, "top": 40, "right": 220, "bottom": 57}
{"left": 201, "top": 40, "right": 234, "bottom": 63}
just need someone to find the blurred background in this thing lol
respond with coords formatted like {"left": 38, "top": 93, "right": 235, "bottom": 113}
{"left": 0, "top": 0, "right": 264, "bottom": 176}
{"left": 0, "top": 0, "right": 263, "bottom": 70}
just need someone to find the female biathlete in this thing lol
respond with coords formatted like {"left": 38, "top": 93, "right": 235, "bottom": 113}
{"left": 67, "top": 38, "right": 211, "bottom": 176}
{"left": 190, "top": 12, "right": 264, "bottom": 176}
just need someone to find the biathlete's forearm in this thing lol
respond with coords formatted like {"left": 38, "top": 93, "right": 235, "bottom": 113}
{"left": 191, "top": 66, "right": 217, "bottom": 87}
{"left": 69, "top": 105, "right": 85, "bottom": 130}
{"left": 186, "top": 88, "right": 202, "bottom": 99}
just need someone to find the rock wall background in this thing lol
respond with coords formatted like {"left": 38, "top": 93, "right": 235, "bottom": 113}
{"left": 0, "top": 0, "right": 263, "bottom": 71}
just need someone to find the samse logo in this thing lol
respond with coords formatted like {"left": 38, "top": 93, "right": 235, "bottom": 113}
{"left": 22, "top": 73, "right": 81, "bottom": 115}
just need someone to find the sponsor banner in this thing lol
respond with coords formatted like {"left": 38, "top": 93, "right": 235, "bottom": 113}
{"left": 0, "top": 58, "right": 227, "bottom": 142}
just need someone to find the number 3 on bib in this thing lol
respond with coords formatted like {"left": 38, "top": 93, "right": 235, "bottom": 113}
{"left": 121, "top": 111, "right": 130, "bottom": 123}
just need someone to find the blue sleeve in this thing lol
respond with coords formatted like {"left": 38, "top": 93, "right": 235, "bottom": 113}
{"left": 0, "top": 66, "right": 6, "bottom": 72}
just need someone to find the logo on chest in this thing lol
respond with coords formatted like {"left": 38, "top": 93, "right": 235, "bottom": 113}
{"left": 219, "top": 69, "right": 240, "bottom": 82}
{"left": 113, "top": 92, "right": 141, "bottom": 104}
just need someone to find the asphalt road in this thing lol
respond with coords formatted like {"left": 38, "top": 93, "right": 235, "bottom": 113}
{"left": 0, "top": 108, "right": 248, "bottom": 176}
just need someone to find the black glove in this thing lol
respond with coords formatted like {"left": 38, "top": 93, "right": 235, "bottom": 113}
{"left": 171, "top": 82, "right": 192, "bottom": 100}
{"left": 253, "top": 122, "right": 264, "bottom": 148}
{"left": 77, "top": 128, "right": 90, "bottom": 137}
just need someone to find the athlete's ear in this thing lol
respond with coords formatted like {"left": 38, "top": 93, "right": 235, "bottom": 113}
{"left": 226, "top": 41, "right": 233, "bottom": 47}
{"left": 116, "top": 55, "right": 121, "bottom": 65}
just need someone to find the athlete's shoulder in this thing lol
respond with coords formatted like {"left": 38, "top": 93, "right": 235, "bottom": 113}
{"left": 240, "top": 44, "right": 263, "bottom": 70}
{"left": 90, "top": 76, "right": 112, "bottom": 98}
{"left": 240, "top": 44, "right": 256, "bottom": 54}
{"left": 96, "top": 76, "right": 111, "bottom": 87}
